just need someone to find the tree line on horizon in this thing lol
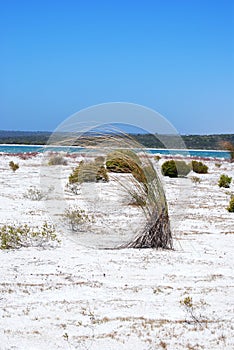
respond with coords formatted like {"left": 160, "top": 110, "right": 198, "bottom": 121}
{"left": 0, "top": 130, "right": 233, "bottom": 150}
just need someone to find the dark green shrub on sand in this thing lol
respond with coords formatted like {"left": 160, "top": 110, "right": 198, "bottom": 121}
{"left": 191, "top": 160, "right": 208, "bottom": 174}
{"left": 9, "top": 161, "right": 19, "bottom": 172}
{"left": 161, "top": 160, "right": 191, "bottom": 178}
{"left": 227, "top": 196, "right": 234, "bottom": 212}
{"left": 106, "top": 150, "right": 149, "bottom": 188}
{"left": 218, "top": 174, "right": 232, "bottom": 188}
{"left": 106, "top": 150, "right": 141, "bottom": 173}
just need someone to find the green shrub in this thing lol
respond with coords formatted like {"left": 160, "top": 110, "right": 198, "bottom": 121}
{"left": 106, "top": 150, "right": 154, "bottom": 194}
{"left": 0, "top": 222, "right": 59, "bottom": 249}
{"left": 218, "top": 174, "right": 232, "bottom": 188}
{"left": 106, "top": 150, "right": 142, "bottom": 172}
{"left": 69, "top": 161, "right": 109, "bottom": 184}
{"left": 227, "top": 196, "right": 234, "bottom": 212}
{"left": 191, "top": 160, "right": 208, "bottom": 174}
{"left": 48, "top": 154, "right": 67, "bottom": 165}
{"left": 161, "top": 160, "right": 191, "bottom": 178}
{"left": 96, "top": 166, "right": 109, "bottom": 182}
{"left": 63, "top": 207, "right": 93, "bottom": 231}
{"left": 9, "top": 161, "right": 19, "bottom": 172}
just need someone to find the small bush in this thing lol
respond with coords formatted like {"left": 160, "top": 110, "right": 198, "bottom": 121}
{"left": 215, "top": 162, "right": 221, "bottom": 168}
{"left": 106, "top": 150, "right": 148, "bottom": 190}
{"left": 48, "top": 154, "right": 67, "bottom": 166}
{"left": 191, "top": 176, "right": 201, "bottom": 184}
{"left": 227, "top": 196, "right": 234, "bottom": 212}
{"left": 0, "top": 222, "right": 59, "bottom": 249}
{"left": 161, "top": 160, "right": 191, "bottom": 178}
{"left": 191, "top": 160, "right": 208, "bottom": 174}
{"left": 96, "top": 166, "right": 109, "bottom": 182}
{"left": 69, "top": 161, "right": 109, "bottom": 184}
{"left": 218, "top": 174, "right": 232, "bottom": 188}
{"left": 24, "top": 187, "right": 46, "bottom": 201}
{"left": 9, "top": 161, "right": 19, "bottom": 172}
{"left": 63, "top": 207, "right": 93, "bottom": 231}
{"left": 154, "top": 155, "right": 161, "bottom": 162}
{"left": 106, "top": 150, "right": 142, "bottom": 173}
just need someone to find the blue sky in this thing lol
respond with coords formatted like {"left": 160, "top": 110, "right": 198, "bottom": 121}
{"left": 0, "top": 0, "right": 233, "bottom": 134}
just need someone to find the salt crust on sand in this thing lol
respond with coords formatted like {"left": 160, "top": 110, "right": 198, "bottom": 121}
{"left": 0, "top": 154, "right": 233, "bottom": 349}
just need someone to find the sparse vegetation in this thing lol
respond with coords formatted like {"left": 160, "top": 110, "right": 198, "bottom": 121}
{"left": 69, "top": 160, "right": 109, "bottom": 183}
{"left": 63, "top": 207, "right": 93, "bottom": 231}
{"left": 24, "top": 186, "right": 46, "bottom": 201}
{"left": 9, "top": 161, "right": 19, "bottom": 172}
{"left": 96, "top": 166, "right": 109, "bottom": 182}
{"left": 0, "top": 222, "right": 59, "bottom": 249}
{"left": 48, "top": 154, "right": 67, "bottom": 165}
{"left": 161, "top": 160, "right": 191, "bottom": 178}
{"left": 227, "top": 196, "right": 234, "bottom": 212}
{"left": 180, "top": 296, "right": 203, "bottom": 327}
{"left": 191, "top": 176, "right": 201, "bottom": 184}
{"left": 106, "top": 150, "right": 142, "bottom": 173}
{"left": 218, "top": 174, "right": 232, "bottom": 188}
{"left": 154, "top": 155, "right": 161, "bottom": 161}
{"left": 191, "top": 160, "right": 208, "bottom": 174}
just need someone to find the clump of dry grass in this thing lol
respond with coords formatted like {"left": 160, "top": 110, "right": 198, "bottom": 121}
{"left": 46, "top": 128, "right": 173, "bottom": 249}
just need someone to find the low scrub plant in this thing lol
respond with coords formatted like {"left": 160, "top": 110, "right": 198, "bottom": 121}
{"left": 24, "top": 186, "right": 46, "bottom": 201}
{"left": 191, "top": 176, "right": 201, "bottom": 184}
{"left": 161, "top": 160, "right": 191, "bottom": 178}
{"left": 69, "top": 160, "right": 109, "bottom": 184}
{"left": 191, "top": 160, "right": 208, "bottom": 174}
{"left": 218, "top": 174, "right": 232, "bottom": 188}
{"left": 63, "top": 207, "right": 93, "bottom": 231}
{"left": 0, "top": 222, "right": 59, "bottom": 249}
{"left": 106, "top": 150, "right": 155, "bottom": 191}
{"left": 154, "top": 155, "right": 161, "bottom": 162}
{"left": 106, "top": 150, "right": 141, "bottom": 173}
{"left": 9, "top": 161, "right": 19, "bottom": 172}
{"left": 48, "top": 154, "right": 67, "bottom": 166}
{"left": 180, "top": 296, "right": 203, "bottom": 326}
{"left": 227, "top": 196, "right": 234, "bottom": 212}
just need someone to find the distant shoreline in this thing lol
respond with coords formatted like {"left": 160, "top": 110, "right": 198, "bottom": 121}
{"left": 0, "top": 144, "right": 229, "bottom": 152}
{"left": 0, "top": 144, "right": 230, "bottom": 160}
{"left": 0, "top": 130, "right": 233, "bottom": 151}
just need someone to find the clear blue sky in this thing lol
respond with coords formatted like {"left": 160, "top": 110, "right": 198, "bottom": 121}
{"left": 0, "top": 0, "right": 233, "bottom": 134}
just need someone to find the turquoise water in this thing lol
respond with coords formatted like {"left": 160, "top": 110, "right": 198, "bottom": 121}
{"left": 0, "top": 144, "right": 230, "bottom": 160}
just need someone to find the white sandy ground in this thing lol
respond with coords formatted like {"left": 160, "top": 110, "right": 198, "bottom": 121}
{"left": 0, "top": 153, "right": 233, "bottom": 350}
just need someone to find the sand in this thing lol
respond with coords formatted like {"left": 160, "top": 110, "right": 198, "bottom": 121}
{"left": 0, "top": 153, "right": 233, "bottom": 349}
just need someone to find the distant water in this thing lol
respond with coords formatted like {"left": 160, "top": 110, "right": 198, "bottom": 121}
{"left": 0, "top": 144, "right": 230, "bottom": 160}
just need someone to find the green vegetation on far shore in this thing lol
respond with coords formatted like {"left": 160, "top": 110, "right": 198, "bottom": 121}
{"left": 0, "top": 130, "right": 233, "bottom": 150}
